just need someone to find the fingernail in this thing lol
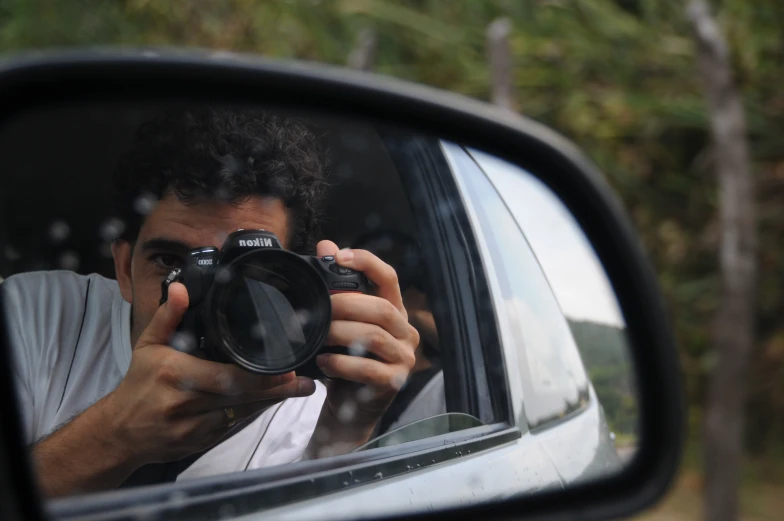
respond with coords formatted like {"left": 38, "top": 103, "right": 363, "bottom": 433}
{"left": 316, "top": 354, "right": 331, "bottom": 367}
{"left": 336, "top": 250, "right": 354, "bottom": 263}
{"left": 296, "top": 376, "right": 316, "bottom": 395}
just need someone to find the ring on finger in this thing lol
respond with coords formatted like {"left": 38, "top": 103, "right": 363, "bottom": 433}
{"left": 224, "top": 406, "right": 237, "bottom": 428}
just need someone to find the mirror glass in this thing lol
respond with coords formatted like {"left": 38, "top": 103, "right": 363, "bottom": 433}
{"left": 0, "top": 103, "right": 637, "bottom": 518}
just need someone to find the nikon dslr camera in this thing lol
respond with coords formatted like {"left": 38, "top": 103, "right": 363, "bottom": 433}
{"left": 160, "top": 229, "right": 369, "bottom": 377}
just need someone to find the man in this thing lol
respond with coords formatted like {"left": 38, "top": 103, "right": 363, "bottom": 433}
{"left": 2, "top": 109, "right": 418, "bottom": 497}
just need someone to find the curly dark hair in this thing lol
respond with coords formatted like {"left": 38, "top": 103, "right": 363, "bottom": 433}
{"left": 113, "top": 108, "right": 329, "bottom": 253}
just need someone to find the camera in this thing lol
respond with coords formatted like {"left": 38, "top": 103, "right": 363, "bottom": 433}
{"left": 159, "top": 229, "right": 369, "bottom": 377}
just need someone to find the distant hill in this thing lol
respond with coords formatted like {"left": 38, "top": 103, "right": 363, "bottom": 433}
{"left": 568, "top": 319, "right": 637, "bottom": 436}
{"left": 568, "top": 319, "right": 630, "bottom": 371}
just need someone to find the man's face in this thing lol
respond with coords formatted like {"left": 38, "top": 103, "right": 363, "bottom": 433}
{"left": 112, "top": 192, "right": 291, "bottom": 347}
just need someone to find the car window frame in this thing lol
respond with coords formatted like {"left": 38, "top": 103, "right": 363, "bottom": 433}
{"left": 45, "top": 127, "right": 520, "bottom": 521}
{"left": 378, "top": 130, "right": 512, "bottom": 426}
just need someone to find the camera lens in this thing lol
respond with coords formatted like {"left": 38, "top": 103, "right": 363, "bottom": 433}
{"left": 206, "top": 249, "right": 331, "bottom": 374}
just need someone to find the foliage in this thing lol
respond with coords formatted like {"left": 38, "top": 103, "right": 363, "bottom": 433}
{"left": 1, "top": 0, "right": 783, "bottom": 452}
{"left": 569, "top": 319, "right": 637, "bottom": 437}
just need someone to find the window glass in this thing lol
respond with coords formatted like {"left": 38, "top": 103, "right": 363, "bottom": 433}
{"left": 443, "top": 143, "right": 590, "bottom": 428}
{"left": 0, "top": 104, "right": 491, "bottom": 502}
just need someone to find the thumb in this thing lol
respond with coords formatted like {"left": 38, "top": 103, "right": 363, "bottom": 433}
{"left": 135, "top": 282, "right": 190, "bottom": 350}
{"left": 316, "top": 239, "right": 339, "bottom": 258}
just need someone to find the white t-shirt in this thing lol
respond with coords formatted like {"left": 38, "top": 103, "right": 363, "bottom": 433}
{"left": 1, "top": 270, "right": 326, "bottom": 481}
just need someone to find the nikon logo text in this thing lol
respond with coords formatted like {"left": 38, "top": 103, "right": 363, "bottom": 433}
{"left": 239, "top": 238, "right": 274, "bottom": 248}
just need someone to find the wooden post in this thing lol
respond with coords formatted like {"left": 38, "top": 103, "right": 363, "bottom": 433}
{"left": 486, "top": 17, "right": 516, "bottom": 111}
{"left": 347, "top": 28, "right": 377, "bottom": 71}
{"left": 687, "top": 2, "right": 757, "bottom": 521}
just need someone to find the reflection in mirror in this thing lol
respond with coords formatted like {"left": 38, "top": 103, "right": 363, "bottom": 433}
{"left": 455, "top": 147, "right": 638, "bottom": 465}
{"left": 470, "top": 149, "right": 638, "bottom": 464}
{"left": 0, "top": 103, "right": 636, "bottom": 519}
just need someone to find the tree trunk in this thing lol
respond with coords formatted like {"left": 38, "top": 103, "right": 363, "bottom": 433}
{"left": 687, "top": 2, "right": 757, "bottom": 521}
{"left": 486, "top": 17, "right": 516, "bottom": 111}
{"left": 347, "top": 28, "right": 377, "bottom": 71}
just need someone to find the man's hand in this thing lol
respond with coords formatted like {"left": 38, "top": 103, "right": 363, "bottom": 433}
{"left": 33, "top": 282, "right": 315, "bottom": 497}
{"left": 305, "top": 241, "right": 419, "bottom": 458}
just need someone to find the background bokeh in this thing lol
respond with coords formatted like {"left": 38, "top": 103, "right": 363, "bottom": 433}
{"left": 2, "top": 1, "right": 782, "bottom": 519}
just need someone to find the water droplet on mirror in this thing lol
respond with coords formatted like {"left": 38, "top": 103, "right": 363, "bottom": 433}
{"left": 4, "top": 245, "right": 20, "bottom": 261}
{"left": 294, "top": 309, "right": 311, "bottom": 327}
{"left": 170, "top": 331, "right": 196, "bottom": 352}
{"left": 133, "top": 508, "right": 158, "bottom": 521}
{"left": 364, "top": 213, "right": 382, "bottom": 230}
{"left": 134, "top": 192, "right": 158, "bottom": 216}
{"left": 356, "top": 385, "right": 374, "bottom": 404}
{"left": 215, "top": 185, "right": 231, "bottom": 202}
{"left": 313, "top": 425, "right": 330, "bottom": 442}
{"left": 436, "top": 200, "right": 453, "bottom": 219}
{"left": 99, "top": 218, "right": 126, "bottom": 242}
{"left": 348, "top": 340, "right": 367, "bottom": 357}
{"left": 390, "top": 371, "right": 407, "bottom": 391}
{"left": 168, "top": 490, "right": 188, "bottom": 507}
{"left": 58, "top": 251, "right": 79, "bottom": 271}
{"left": 250, "top": 322, "right": 267, "bottom": 340}
{"left": 49, "top": 220, "right": 70, "bottom": 243}
{"left": 218, "top": 503, "right": 236, "bottom": 519}
{"left": 214, "top": 231, "right": 229, "bottom": 245}
{"left": 214, "top": 266, "right": 233, "bottom": 284}
{"left": 99, "top": 242, "right": 113, "bottom": 259}
{"left": 336, "top": 401, "right": 357, "bottom": 423}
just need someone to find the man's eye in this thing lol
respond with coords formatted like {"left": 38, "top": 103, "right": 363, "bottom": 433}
{"left": 151, "top": 254, "right": 183, "bottom": 271}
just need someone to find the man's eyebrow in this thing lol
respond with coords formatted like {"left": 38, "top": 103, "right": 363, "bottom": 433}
{"left": 139, "top": 238, "right": 192, "bottom": 254}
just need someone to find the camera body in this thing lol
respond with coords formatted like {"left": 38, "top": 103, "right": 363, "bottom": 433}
{"left": 160, "top": 229, "right": 369, "bottom": 377}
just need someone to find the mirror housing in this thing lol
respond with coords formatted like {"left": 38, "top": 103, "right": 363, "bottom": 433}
{"left": 0, "top": 50, "right": 683, "bottom": 521}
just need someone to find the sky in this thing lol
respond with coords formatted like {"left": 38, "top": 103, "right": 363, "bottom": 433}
{"left": 470, "top": 149, "right": 625, "bottom": 328}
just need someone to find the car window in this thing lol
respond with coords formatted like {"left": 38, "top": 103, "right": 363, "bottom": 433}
{"left": 0, "top": 103, "right": 507, "bottom": 514}
{"left": 443, "top": 143, "right": 590, "bottom": 429}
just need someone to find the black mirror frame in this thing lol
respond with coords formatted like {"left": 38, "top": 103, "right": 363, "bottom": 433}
{"left": 0, "top": 49, "right": 683, "bottom": 521}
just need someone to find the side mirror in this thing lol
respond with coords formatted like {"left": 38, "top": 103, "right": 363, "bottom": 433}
{"left": 0, "top": 51, "right": 682, "bottom": 521}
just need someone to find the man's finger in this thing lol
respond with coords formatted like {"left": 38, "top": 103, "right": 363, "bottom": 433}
{"left": 317, "top": 240, "right": 340, "bottom": 258}
{"left": 326, "top": 320, "right": 414, "bottom": 366}
{"left": 184, "top": 376, "right": 316, "bottom": 413}
{"left": 334, "top": 249, "right": 405, "bottom": 318}
{"left": 330, "top": 293, "right": 412, "bottom": 339}
{"left": 316, "top": 353, "right": 408, "bottom": 390}
{"left": 176, "top": 358, "right": 302, "bottom": 395}
{"left": 136, "top": 282, "right": 189, "bottom": 350}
